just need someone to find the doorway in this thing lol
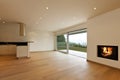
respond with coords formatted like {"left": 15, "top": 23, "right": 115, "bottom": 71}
{"left": 68, "top": 31, "right": 87, "bottom": 58}
{"left": 56, "top": 29, "right": 87, "bottom": 58}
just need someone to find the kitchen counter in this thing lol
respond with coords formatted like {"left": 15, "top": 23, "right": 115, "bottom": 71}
{"left": 0, "top": 42, "right": 30, "bottom": 58}
{"left": 0, "top": 42, "right": 28, "bottom": 46}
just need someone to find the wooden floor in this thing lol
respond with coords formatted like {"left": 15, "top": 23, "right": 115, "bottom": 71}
{"left": 0, "top": 51, "right": 120, "bottom": 80}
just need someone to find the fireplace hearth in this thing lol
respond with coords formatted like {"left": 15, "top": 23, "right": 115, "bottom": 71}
{"left": 97, "top": 45, "right": 118, "bottom": 60}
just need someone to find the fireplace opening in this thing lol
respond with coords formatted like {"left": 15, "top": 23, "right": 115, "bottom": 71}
{"left": 97, "top": 45, "right": 118, "bottom": 60}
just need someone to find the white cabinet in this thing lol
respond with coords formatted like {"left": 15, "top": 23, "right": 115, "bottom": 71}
{"left": 17, "top": 46, "right": 29, "bottom": 58}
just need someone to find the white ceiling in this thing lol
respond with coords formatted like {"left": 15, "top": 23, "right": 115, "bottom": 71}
{"left": 0, "top": 0, "right": 120, "bottom": 31}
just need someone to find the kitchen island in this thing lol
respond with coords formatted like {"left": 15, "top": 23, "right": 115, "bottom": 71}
{"left": 0, "top": 42, "right": 30, "bottom": 58}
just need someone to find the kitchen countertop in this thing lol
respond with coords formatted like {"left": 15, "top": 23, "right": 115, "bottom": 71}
{"left": 0, "top": 42, "right": 28, "bottom": 46}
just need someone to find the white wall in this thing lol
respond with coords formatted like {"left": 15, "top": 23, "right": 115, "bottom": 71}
{"left": 87, "top": 8, "right": 120, "bottom": 68}
{"left": 0, "top": 23, "right": 26, "bottom": 42}
{"left": 0, "top": 24, "right": 54, "bottom": 52}
{"left": 27, "top": 31, "right": 54, "bottom": 52}
{"left": 55, "top": 23, "right": 87, "bottom": 35}
{"left": 55, "top": 8, "right": 120, "bottom": 69}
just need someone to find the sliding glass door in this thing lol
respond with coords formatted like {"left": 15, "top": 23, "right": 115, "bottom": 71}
{"left": 57, "top": 34, "right": 67, "bottom": 53}
{"left": 69, "top": 32, "right": 87, "bottom": 52}
{"left": 68, "top": 31, "right": 87, "bottom": 58}
{"left": 56, "top": 28, "right": 87, "bottom": 58}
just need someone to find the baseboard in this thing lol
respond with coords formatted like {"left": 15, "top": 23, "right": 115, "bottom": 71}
{"left": 30, "top": 50, "right": 54, "bottom": 53}
{"left": 87, "top": 59, "right": 120, "bottom": 70}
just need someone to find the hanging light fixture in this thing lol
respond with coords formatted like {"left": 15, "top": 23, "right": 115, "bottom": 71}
{"left": 19, "top": 23, "right": 25, "bottom": 36}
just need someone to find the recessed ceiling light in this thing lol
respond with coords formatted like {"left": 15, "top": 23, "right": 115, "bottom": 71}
{"left": 2, "top": 21, "right": 6, "bottom": 24}
{"left": 93, "top": 7, "right": 97, "bottom": 10}
{"left": 46, "top": 7, "right": 49, "bottom": 10}
{"left": 39, "top": 17, "right": 42, "bottom": 20}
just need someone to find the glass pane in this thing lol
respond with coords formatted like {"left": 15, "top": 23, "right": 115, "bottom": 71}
{"left": 68, "top": 32, "right": 87, "bottom": 58}
{"left": 57, "top": 34, "right": 67, "bottom": 53}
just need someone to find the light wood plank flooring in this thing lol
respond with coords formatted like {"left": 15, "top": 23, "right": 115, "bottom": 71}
{"left": 0, "top": 51, "right": 120, "bottom": 80}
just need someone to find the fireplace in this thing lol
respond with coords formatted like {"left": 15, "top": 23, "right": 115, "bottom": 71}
{"left": 97, "top": 45, "right": 118, "bottom": 60}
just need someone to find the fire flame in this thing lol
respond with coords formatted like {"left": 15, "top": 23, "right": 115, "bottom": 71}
{"left": 102, "top": 47, "right": 112, "bottom": 57}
